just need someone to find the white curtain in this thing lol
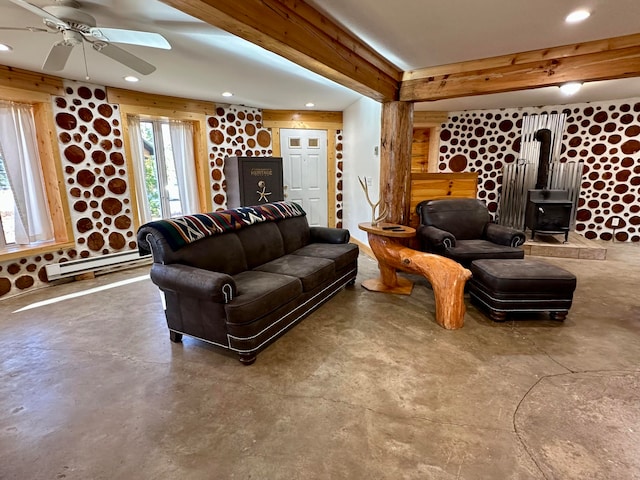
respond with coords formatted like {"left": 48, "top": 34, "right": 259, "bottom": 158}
{"left": 169, "top": 120, "right": 199, "bottom": 215}
{"left": 0, "top": 102, "right": 53, "bottom": 244}
{"left": 128, "top": 115, "right": 153, "bottom": 225}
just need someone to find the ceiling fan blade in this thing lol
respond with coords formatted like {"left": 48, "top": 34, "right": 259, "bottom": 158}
{"left": 42, "top": 41, "right": 74, "bottom": 71}
{"left": 93, "top": 43, "right": 156, "bottom": 75}
{"left": 88, "top": 28, "right": 171, "bottom": 50}
{"left": 0, "top": 26, "right": 49, "bottom": 32}
{"left": 8, "top": 0, "right": 69, "bottom": 30}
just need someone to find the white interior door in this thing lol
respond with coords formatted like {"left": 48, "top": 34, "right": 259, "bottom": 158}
{"left": 280, "top": 129, "right": 328, "bottom": 226}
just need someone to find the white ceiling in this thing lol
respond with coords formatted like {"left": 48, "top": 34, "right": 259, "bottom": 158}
{"left": 0, "top": 0, "right": 639, "bottom": 112}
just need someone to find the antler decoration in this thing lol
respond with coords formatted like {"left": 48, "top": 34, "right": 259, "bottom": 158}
{"left": 358, "top": 176, "right": 388, "bottom": 226}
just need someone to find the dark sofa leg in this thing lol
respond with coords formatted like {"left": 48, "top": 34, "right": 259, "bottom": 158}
{"left": 238, "top": 353, "right": 256, "bottom": 365}
{"left": 347, "top": 278, "right": 356, "bottom": 287}
{"left": 490, "top": 310, "right": 507, "bottom": 322}
{"left": 169, "top": 330, "right": 183, "bottom": 343}
{"left": 550, "top": 311, "right": 567, "bottom": 321}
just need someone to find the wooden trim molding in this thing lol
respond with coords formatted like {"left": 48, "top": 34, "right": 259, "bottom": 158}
{"left": 327, "top": 132, "right": 337, "bottom": 227}
{"left": 33, "top": 101, "right": 73, "bottom": 243}
{"left": 0, "top": 65, "right": 64, "bottom": 96}
{"left": 413, "top": 111, "right": 448, "bottom": 127}
{"left": 263, "top": 110, "right": 343, "bottom": 130}
{"left": 107, "top": 87, "right": 216, "bottom": 115}
{"left": 350, "top": 236, "right": 373, "bottom": 259}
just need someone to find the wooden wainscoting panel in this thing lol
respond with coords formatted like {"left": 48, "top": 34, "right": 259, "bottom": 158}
{"left": 409, "top": 172, "right": 478, "bottom": 227}
{"left": 411, "top": 128, "right": 430, "bottom": 173}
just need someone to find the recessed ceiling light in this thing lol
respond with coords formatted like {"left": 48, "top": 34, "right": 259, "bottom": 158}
{"left": 0, "top": 44, "right": 13, "bottom": 52}
{"left": 305, "top": 102, "right": 315, "bottom": 108}
{"left": 565, "top": 9, "right": 590, "bottom": 23}
{"left": 559, "top": 82, "right": 582, "bottom": 95}
{"left": 124, "top": 75, "right": 139, "bottom": 82}
{"left": 222, "top": 91, "right": 233, "bottom": 97}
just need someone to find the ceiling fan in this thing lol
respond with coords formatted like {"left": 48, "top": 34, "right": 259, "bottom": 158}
{"left": 5, "top": 0, "right": 171, "bottom": 75}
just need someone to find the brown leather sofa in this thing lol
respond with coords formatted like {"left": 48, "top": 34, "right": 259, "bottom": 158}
{"left": 137, "top": 202, "right": 358, "bottom": 365}
{"left": 416, "top": 198, "right": 526, "bottom": 267}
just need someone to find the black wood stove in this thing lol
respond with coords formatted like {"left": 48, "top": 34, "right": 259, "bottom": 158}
{"left": 525, "top": 189, "right": 572, "bottom": 242}
{"left": 523, "top": 128, "right": 572, "bottom": 242}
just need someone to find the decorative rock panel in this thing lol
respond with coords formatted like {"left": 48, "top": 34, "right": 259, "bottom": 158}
{"left": 0, "top": 250, "right": 75, "bottom": 298}
{"left": 438, "top": 98, "right": 640, "bottom": 242}
{"left": 206, "top": 105, "right": 272, "bottom": 210}
{"left": 53, "top": 81, "right": 137, "bottom": 256}
{"left": 335, "top": 130, "right": 344, "bottom": 228}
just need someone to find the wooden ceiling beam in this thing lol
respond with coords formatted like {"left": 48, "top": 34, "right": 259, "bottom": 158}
{"left": 400, "top": 33, "right": 640, "bottom": 102}
{"left": 160, "top": 0, "right": 402, "bottom": 102}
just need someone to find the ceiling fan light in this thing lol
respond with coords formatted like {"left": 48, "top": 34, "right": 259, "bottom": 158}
{"left": 305, "top": 102, "right": 315, "bottom": 107}
{"left": 0, "top": 44, "right": 13, "bottom": 52}
{"left": 565, "top": 10, "right": 590, "bottom": 23}
{"left": 222, "top": 91, "right": 233, "bottom": 97}
{"left": 124, "top": 75, "right": 139, "bottom": 82}
{"left": 560, "top": 82, "right": 582, "bottom": 95}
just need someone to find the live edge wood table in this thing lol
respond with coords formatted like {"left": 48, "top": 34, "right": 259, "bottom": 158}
{"left": 358, "top": 222, "right": 472, "bottom": 330}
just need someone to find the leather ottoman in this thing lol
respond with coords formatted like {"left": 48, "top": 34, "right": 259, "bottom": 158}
{"left": 468, "top": 259, "right": 577, "bottom": 322}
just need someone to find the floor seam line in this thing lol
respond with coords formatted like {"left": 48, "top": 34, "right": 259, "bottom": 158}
{"left": 240, "top": 382, "right": 516, "bottom": 433}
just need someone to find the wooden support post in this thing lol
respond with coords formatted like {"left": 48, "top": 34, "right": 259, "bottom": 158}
{"left": 380, "top": 101, "right": 414, "bottom": 224}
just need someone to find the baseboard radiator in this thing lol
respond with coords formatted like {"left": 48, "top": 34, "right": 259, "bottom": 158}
{"left": 45, "top": 250, "right": 151, "bottom": 281}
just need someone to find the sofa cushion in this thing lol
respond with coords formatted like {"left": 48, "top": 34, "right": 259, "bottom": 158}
{"left": 293, "top": 243, "right": 359, "bottom": 271}
{"left": 277, "top": 216, "right": 311, "bottom": 253}
{"left": 225, "top": 271, "right": 302, "bottom": 325}
{"left": 236, "top": 222, "right": 285, "bottom": 269}
{"left": 173, "top": 232, "right": 248, "bottom": 274}
{"left": 446, "top": 239, "right": 525, "bottom": 264}
{"left": 254, "top": 254, "right": 335, "bottom": 292}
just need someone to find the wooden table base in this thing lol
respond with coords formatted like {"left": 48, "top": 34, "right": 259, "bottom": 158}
{"left": 365, "top": 233, "right": 472, "bottom": 330}
{"left": 361, "top": 276, "right": 413, "bottom": 295}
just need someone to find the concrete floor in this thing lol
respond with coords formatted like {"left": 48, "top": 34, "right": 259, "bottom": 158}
{"left": 1, "top": 241, "right": 639, "bottom": 480}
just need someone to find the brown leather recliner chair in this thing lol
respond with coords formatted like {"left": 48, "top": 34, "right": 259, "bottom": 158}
{"left": 416, "top": 198, "right": 526, "bottom": 267}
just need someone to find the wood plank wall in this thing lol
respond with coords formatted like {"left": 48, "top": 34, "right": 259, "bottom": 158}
{"left": 409, "top": 172, "right": 478, "bottom": 228}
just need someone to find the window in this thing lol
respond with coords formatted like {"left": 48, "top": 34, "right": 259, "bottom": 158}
{"left": 0, "top": 152, "right": 15, "bottom": 247}
{"left": 129, "top": 116, "right": 199, "bottom": 223}
{"left": 0, "top": 102, "right": 55, "bottom": 250}
{"left": 140, "top": 120, "right": 181, "bottom": 219}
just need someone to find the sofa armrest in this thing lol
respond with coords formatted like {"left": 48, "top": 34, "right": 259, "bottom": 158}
{"left": 484, "top": 223, "right": 526, "bottom": 247}
{"left": 310, "top": 226, "right": 350, "bottom": 244}
{"left": 150, "top": 263, "right": 237, "bottom": 303}
{"left": 417, "top": 225, "right": 456, "bottom": 250}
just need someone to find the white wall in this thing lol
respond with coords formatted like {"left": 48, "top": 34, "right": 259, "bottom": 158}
{"left": 342, "top": 97, "right": 382, "bottom": 245}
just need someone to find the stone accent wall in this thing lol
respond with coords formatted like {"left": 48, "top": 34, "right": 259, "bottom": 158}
{"left": 206, "top": 105, "right": 273, "bottom": 210}
{"left": 0, "top": 251, "right": 68, "bottom": 297}
{"left": 54, "top": 81, "right": 136, "bottom": 256}
{"left": 336, "top": 129, "right": 344, "bottom": 228}
{"left": 438, "top": 98, "right": 640, "bottom": 242}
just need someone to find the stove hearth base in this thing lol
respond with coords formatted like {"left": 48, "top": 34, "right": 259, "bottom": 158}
{"left": 523, "top": 232, "right": 607, "bottom": 260}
